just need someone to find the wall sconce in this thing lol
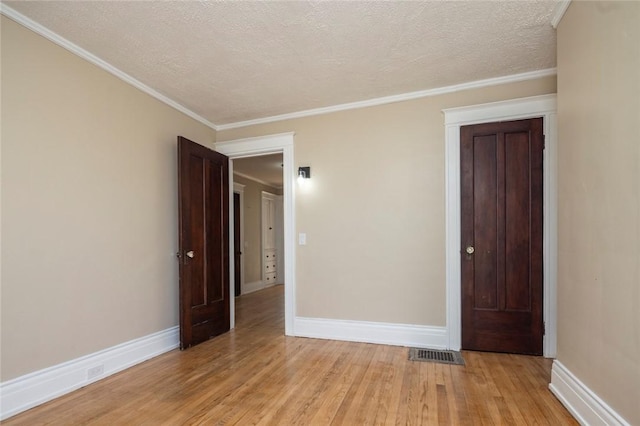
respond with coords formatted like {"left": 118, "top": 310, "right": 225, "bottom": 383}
{"left": 297, "top": 166, "right": 311, "bottom": 185}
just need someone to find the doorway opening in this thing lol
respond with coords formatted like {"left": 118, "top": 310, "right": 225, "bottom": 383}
{"left": 231, "top": 154, "right": 284, "bottom": 297}
{"left": 215, "top": 133, "right": 295, "bottom": 335}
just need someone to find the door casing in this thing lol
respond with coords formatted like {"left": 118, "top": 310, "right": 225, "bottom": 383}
{"left": 215, "top": 133, "right": 295, "bottom": 335}
{"left": 443, "top": 94, "right": 557, "bottom": 357}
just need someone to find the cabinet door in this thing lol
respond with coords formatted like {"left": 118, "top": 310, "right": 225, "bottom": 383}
{"left": 262, "top": 195, "right": 276, "bottom": 249}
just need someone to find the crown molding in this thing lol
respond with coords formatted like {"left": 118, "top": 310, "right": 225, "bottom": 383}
{"left": 2, "top": 3, "right": 558, "bottom": 134}
{"left": 0, "top": 4, "right": 219, "bottom": 131}
{"left": 217, "top": 68, "right": 557, "bottom": 130}
{"left": 551, "top": 1, "right": 571, "bottom": 29}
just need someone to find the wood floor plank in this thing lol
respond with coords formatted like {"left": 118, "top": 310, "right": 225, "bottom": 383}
{"left": 393, "top": 351, "right": 418, "bottom": 425}
{"left": 306, "top": 342, "right": 370, "bottom": 425}
{"left": 284, "top": 344, "right": 354, "bottom": 425}
{"left": 4, "top": 285, "right": 578, "bottom": 425}
{"left": 370, "top": 345, "right": 402, "bottom": 425}
{"left": 321, "top": 343, "right": 378, "bottom": 424}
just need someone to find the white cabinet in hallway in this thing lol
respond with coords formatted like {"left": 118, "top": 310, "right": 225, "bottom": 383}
{"left": 261, "top": 191, "right": 282, "bottom": 286}
{"left": 264, "top": 249, "right": 277, "bottom": 284}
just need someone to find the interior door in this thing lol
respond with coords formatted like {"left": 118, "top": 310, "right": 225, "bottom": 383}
{"left": 233, "top": 192, "right": 242, "bottom": 297}
{"left": 460, "top": 118, "right": 544, "bottom": 355}
{"left": 178, "top": 136, "right": 230, "bottom": 350}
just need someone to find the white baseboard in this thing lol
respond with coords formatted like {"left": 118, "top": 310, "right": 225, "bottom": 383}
{"left": 242, "top": 280, "right": 275, "bottom": 295}
{"left": 549, "top": 360, "right": 630, "bottom": 426}
{"left": 294, "top": 317, "right": 448, "bottom": 349}
{"left": 0, "top": 326, "right": 179, "bottom": 421}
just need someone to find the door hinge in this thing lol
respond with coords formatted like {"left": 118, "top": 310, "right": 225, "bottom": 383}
{"left": 543, "top": 135, "right": 546, "bottom": 150}
{"left": 543, "top": 321, "right": 546, "bottom": 336}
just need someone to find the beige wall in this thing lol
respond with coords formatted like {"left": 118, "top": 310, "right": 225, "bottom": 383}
{"left": 233, "top": 174, "right": 281, "bottom": 286}
{"left": 0, "top": 8, "right": 562, "bottom": 389}
{"left": 0, "top": 17, "right": 216, "bottom": 381}
{"left": 557, "top": 2, "right": 640, "bottom": 423}
{"left": 218, "top": 76, "right": 556, "bottom": 326}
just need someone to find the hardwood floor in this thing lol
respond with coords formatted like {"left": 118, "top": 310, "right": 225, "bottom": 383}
{"left": 5, "top": 285, "right": 576, "bottom": 425}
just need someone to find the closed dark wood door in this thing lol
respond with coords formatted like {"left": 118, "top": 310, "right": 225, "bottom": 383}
{"left": 233, "top": 192, "right": 242, "bottom": 297}
{"left": 178, "top": 136, "right": 230, "bottom": 350}
{"left": 460, "top": 118, "right": 544, "bottom": 355}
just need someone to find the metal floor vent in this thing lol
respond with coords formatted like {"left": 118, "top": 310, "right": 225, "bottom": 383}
{"left": 408, "top": 348, "right": 465, "bottom": 366}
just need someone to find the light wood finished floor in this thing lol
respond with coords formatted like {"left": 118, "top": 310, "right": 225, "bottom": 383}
{"left": 5, "top": 285, "right": 577, "bottom": 425}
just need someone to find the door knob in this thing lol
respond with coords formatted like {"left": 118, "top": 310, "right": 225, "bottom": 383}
{"left": 186, "top": 250, "right": 194, "bottom": 258}
{"left": 465, "top": 246, "right": 475, "bottom": 255}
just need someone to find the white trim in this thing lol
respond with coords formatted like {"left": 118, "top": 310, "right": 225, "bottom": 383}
{"left": 217, "top": 68, "right": 557, "bottom": 130}
{"left": 233, "top": 183, "right": 245, "bottom": 297}
{"left": 551, "top": 1, "right": 572, "bottom": 29}
{"left": 215, "top": 132, "right": 295, "bottom": 336}
{"left": 217, "top": 133, "right": 295, "bottom": 155}
{"left": 0, "top": 327, "right": 179, "bottom": 421}
{"left": 550, "top": 361, "right": 631, "bottom": 426}
{"left": 2, "top": 2, "right": 558, "bottom": 133}
{"left": 2, "top": 2, "right": 559, "bottom": 133}
{"left": 294, "top": 317, "right": 447, "bottom": 349}
{"left": 233, "top": 171, "right": 282, "bottom": 190}
{"left": 442, "top": 94, "right": 558, "bottom": 357}
{"left": 275, "top": 195, "right": 285, "bottom": 285}
{"left": 0, "top": 4, "right": 218, "bottom": 131}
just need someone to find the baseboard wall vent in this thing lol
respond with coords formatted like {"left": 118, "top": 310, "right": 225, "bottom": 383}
{"left": 409, "top": 348, "right": 465, "bottom": 365}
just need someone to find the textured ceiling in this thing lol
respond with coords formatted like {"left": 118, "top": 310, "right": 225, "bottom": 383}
{"left": 4, "top": 1, "right": 558, "bottom": 126}
{"left": 234, "top": 154, "right": 283, "bottom": 188}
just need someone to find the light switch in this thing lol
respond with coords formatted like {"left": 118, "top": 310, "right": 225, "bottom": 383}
{"left": 298, "top": 233, "right": 307, "bottom": 245}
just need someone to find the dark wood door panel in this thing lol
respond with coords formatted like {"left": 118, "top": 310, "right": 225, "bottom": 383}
{"left": 504, "top": 131, "right": 534, "bottom": 312}
{"left": 471, "top": 331, "right": 539, "bottom": 355}
{"left": 178, "top": 136, "right": 230, "bottom": 350}
{"left": 233, "top": 192, "right": 241, "bottom": 297}
{"left": 461, "top": 118, "right": 544, "bottom": 355}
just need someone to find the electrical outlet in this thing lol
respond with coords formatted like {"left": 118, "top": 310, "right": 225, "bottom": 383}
{"left": 87, "top": 365, "right": 104, "bottom": 380}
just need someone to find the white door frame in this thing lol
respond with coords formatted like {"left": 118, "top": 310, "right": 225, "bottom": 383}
{"left": 275, "top": 194, "right": 285, "bottom": 285}
{"left": 233, "top": 182, "right": 245, "bottom": 295}
{"left": 215, "top": 133, "right": 295, "bottom": 335}
{"left": 443, "top": 94, "right": 557, "bottom": 357}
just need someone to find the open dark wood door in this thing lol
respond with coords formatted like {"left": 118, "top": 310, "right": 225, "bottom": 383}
{"left": 233, "top": 192, "right": 242, "bottom": 297}
{"left": 461, "top": 118, "right": 544, "bottom": 355}
{"left": 178, "top": 136, "right": 229, "bottom": 350}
